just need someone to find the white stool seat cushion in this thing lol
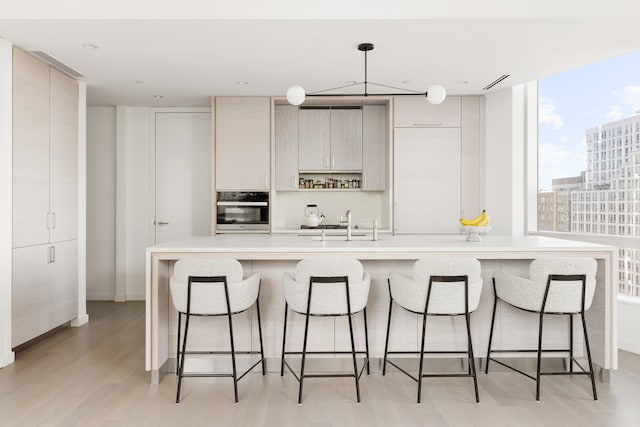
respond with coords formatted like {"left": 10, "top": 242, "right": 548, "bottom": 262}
{"left": 283, "top": 258, "right": 370, "bottom": 315}
{"left": 389, "top": 258, "right": 483, "bottom": 314}
{"left": 170, "top": 258, "right": 260, "bottom": 315}
{"left": 494, "top": 257, "right": 597, "bottom": 313}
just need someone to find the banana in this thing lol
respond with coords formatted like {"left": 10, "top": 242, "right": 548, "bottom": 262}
{"left": 459, "top": 210, "right": 489, "bottom": 226}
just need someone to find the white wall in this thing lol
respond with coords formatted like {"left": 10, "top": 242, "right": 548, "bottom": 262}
{"left": 87, "top": 107, "right": 117, "bottom": 300}
{"left": 115, "top": 107, "right": 151, "bottom": 301}
{"left": 483, "top": 86, "right": 526, "bottom": 236}
{"left": 274, "top": 191, "right": 387, "bottom": 231}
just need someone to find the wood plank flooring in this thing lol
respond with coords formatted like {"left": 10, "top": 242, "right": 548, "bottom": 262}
{"left": 1, "top": 301, "right": 639, "bottom": 427}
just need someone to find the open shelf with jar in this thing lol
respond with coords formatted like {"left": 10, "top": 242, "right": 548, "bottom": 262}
{"left": 298, "top": 173, "right": 362, "bottom": 190}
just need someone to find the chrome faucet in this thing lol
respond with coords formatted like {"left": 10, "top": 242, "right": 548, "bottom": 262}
{"left": 346, "top": 210, "right": 352, "bottom": 241}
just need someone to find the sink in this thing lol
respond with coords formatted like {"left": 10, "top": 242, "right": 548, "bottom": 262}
{"left": 310, "top": 234, "right": 381, "bottom": 241}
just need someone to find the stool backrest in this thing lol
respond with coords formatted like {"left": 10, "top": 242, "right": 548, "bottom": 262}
{"left": 529, "top": 257, "right": 597, "bottom": 312}
{"left": 295, "top": 258, "right": 364, "bottom": 286}
{"left": 412, "top": 257, "right": 482, "bottom": 314}
{"left": 170, "top": 258, "right": 244, "bottom": 314}
{"left": 287, "top": 257, "right": 369, "bottom": 315}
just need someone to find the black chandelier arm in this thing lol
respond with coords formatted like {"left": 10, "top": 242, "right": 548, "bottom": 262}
{"left": 306, "top": 92, "right": 427, "bottom": 98}
{"left": 365, "top": 81, "right": 426, "bottom": 95}
{"left": 308, "top": 82, "right": 364, "bottom": 95}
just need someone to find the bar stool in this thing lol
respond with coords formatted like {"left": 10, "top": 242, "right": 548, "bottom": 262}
{"left": 170, "top": 258, "right": 265, "bottom": 403}
{"left": 280, "top": 258, "right": 371, "bottom": 403}
{"left": 485, "top": 257, "right": 598, "bottom": 401}
{"left": 383, "top": 257, "right": 482, "bottom": 403}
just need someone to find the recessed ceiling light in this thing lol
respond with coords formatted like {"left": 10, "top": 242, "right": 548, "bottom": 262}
{"left": 401, "top": 80, "right": 410, "bottom": 85}
{"left": 345, "top": 80, "right": 358, "bottom": 85}
{"left": 81, "top": 43, "right": 98, "bottom": 50}
{"left": 134, "top": 80, "right": 144, "bottom": 85}
{"left": 152, "top": 95, "right": 163, "bottom": 99}
{"left": 456, "top": 80, "right": 469, "bottom": 85}
{"left": 236, "top": 80, "right": 249, "bottom": 85}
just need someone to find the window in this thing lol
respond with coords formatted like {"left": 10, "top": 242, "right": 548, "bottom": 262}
{"left": 537, "top": 50, "right": 640, "bottom": 297}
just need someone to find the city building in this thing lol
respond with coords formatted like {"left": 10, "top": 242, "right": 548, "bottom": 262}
{"left": 571, "top": 114, "right": 640, "bottom": 295}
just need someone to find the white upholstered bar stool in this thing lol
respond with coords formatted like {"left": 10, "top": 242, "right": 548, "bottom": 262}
{"left": 280, "top": 258, "right": 371, "bottom": 404}
{"left": 383, "top": 257, "right": 482, "bottom": 403}
{"left": 170, "top": 258, "right": 265, "bottom": 403}
{"left": 485, "top": 257, "right": 598, "bottom": 401}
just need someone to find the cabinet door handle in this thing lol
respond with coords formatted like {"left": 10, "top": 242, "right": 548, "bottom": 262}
{"left": 363, "top": 174, "right": 367, "bottom": 188}
{"left": 51, "top": 246, "right": 55, "bottom": 263}
{"left": 394, "top": 203, "right": 399, "bottom": 232}
{"left": 413, "top": 123, "right": 442, "bottom": 127}
{"left": 331, "top": 155, "right": 335, "bottom": 168}
{"left": 293, "top": 175, "right": 298, "bottom": 189}
{"left": 52, "top": 212, "right": 56, "bottom": 229}
{"left": 47, "top": 212, "right": 51, "bottom": 230}
{"left": 324, "top": 155, "right": 329, "bottom": 168}
{"left": 47, "top": 246, "right": 54, "bottom": 263}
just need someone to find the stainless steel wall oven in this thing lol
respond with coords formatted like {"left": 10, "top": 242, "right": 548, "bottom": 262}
{"left": 216, "top": 191, "right": 269, "bottom": 233}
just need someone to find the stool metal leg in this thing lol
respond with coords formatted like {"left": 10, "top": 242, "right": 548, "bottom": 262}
{"left": 347, "top": 310, "right": 361, "bottom": 403}
{"left": 176, "top": 312, "right": 182, "bottom": 376}
{"left": 581, "top": 310, "right": 598, "bottom": 400}
{"left": 298, "top": 309, "right": 312, "bottom": 404}
{"left": 536, "top": 311, "right": 545, "bottom": 401}
{"left": 383, "top": 280, "right": 394, "bottom": 376}
{"left": 485, "top": 279, "right": 498, "bottom": 374}
{"left": 569, "top": 314, "right": 574, "bottom": 373}
{"left": 417, "top": 309, "right": 429, "bottom": 404}
{"left": 363, "top": 308, "right": 370, "bottom": 375}
{"left": 226, "top": 308, "right": 239, "bottom": 403}
{"left": 280, "top": 303, "right": 289, "bottom": 376}
{"left": 176, "top": 312, "right": 190, "bottom": 403}
{"left": 256, "top": 298, "right": 266, "bottom": 375}
{"left": 465, "top": 311, "right": 479, "bottom": 403}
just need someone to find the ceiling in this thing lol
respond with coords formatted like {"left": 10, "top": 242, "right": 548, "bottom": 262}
{"left": 1, "top": 3, "right": 639, "bottom": 107}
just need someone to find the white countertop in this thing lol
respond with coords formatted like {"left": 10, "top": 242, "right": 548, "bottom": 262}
{"left": 147, "top": 233, "right": 615, "bottom": 259}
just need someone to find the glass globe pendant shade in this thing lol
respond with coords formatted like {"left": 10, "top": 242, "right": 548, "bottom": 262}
{"left": 426, "top": 84, "right": 446, "bottom": 105}
{"left": 286, "top": 85, "right": 306, "bottom": 106}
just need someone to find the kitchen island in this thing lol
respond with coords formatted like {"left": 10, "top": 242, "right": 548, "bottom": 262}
{"left": 145, "top": 234, "right": 616, "bottom": 384}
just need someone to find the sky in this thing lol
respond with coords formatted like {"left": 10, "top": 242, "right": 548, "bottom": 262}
{"left": 538, "top": 50, "right": 640, "bottom": 191}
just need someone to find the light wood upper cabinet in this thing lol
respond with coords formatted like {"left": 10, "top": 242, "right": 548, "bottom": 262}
{"left": 274, "top": 105, "right": 299, "bottom": 191}
{"left": 394, "top": 96, "right": 461, "bottom": 128}
{"left": 12, "top": 48, "right": 51, "bottom": 248}
{"left": 298, "top": 108, "right": 331, "bottom": 171}
{"left": 50, "top": 68, "right": 79, "bottom": 243}
{"left": 330, "top": 108, "right": 362, "bottom": 170}
{"left": 298, "top": 107, "right": 363, "bottom": 172}
{"left": 362, "top": 105, "right": 386, "bottom": 191}
{"left": 215, "top": 97, "right": 270, "bottom": 190}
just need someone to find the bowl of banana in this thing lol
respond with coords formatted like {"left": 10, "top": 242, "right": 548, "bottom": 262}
{"left": 458, "top": 210, "right": 491, "bottom": 242}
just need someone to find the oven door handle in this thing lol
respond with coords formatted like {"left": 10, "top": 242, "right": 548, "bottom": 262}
{"left": 216, "top": 201, "right": 268, "bottom": 206}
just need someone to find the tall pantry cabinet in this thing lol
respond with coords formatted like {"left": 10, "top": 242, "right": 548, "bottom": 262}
{"left": 11, "top": 48, "right": 79, "bottom": 347}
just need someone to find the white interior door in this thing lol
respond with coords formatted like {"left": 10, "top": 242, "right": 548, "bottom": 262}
{"left": 155, "top": 112, "right": 212, "bottom": 244}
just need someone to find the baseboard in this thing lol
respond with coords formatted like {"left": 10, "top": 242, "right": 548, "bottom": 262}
{"left": 126, "top": 293, "right": 146, "bottom": 301}
{"left": 0, "top": 350, "right": 15, "bottom": 368}
{"left": 71, "top": 314, "right": 89, "bottom": 327}
{"left": 87, "top": 292, "right": 116, "bottom": 301}
{"left": 618, "top": 339, "right": 640, "bottom": 355}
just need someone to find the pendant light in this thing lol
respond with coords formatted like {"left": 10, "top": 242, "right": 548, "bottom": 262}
{"left": 286, "top": 43, "right": 446, "bottom": 106}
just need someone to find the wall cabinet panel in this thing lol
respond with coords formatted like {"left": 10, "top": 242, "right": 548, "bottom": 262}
{"left": 394, "top": 96, "right": 461, "bottom": 128}
{"left": 274, "top": 105, "right": 299, "bottom": 190}
{"left": 12, "top": 240, "right": 78, "bottom": 347}
{"left": 215, "top": 97, "right": 270, "bottom": 190}
{"left": 394, "top": 128, "right": 461, "bottom": 233}
{"left": 11, "top": 47, "right": 79, "bottom": 346}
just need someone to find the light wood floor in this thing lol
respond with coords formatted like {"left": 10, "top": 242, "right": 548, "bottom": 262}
{"left": 1, "top": 301, "right": 640, "bottom": 427}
